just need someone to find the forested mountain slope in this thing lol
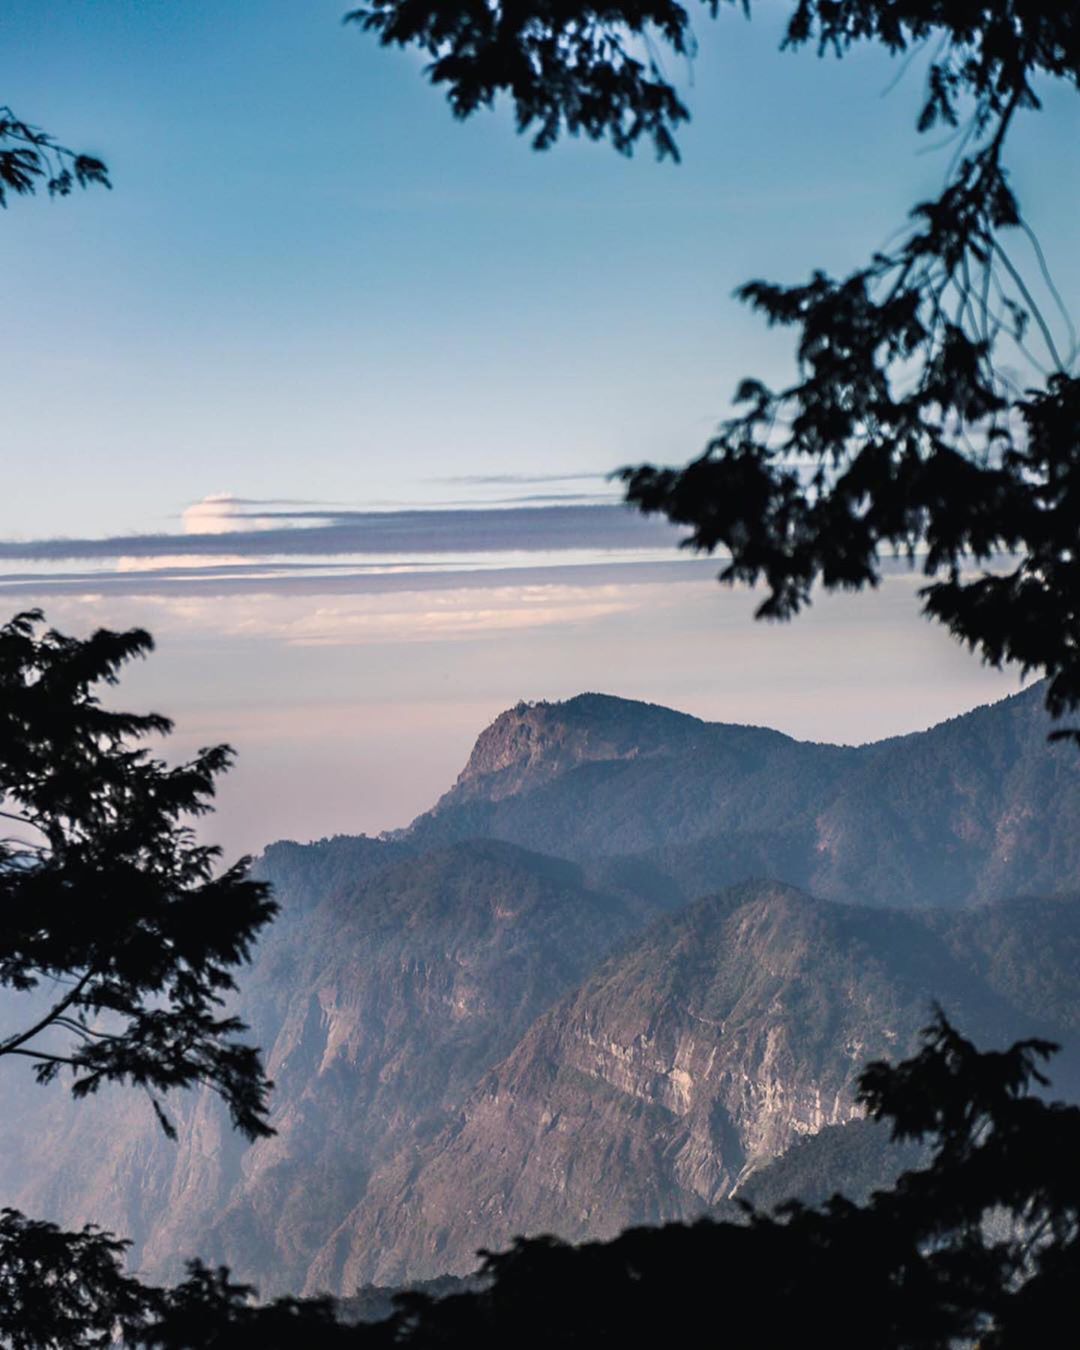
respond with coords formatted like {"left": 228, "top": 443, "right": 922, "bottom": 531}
{"left": 410, "top": 685, "right": 1080, "bottom": 908}
{"left": 0, "top": 839, "right": 652, "bottom": 1293}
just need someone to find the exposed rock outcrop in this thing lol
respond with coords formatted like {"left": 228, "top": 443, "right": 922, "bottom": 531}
{"left": 312, "top": 882, "right": 1032, "bottom": 1287}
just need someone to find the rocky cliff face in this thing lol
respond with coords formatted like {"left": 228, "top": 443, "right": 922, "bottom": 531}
{"left": 0, "top": 838, "right": 653, "bottom": 1294}
{"left": 437, "top": 695, "right": 726, "bottom": 805}
{"left": 311, "top": 882, "right": 1035, "bottom": 1287}
{"left": 414, "top": 694, "right": 856, "bottom": 872}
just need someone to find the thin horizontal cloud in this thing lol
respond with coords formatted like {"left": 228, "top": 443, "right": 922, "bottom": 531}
{"left": 485, "top": 491, "right": 617, "bottom": 505}
{"left": 28, "top": 580, "right": 696, "bottom": 649}
{"left": 0, "top": 504, "right": 681, "bottom": 564}
{"left": 0, "top": 558, "right": 718, "bottom": 600}
{"left": 432, "top": 472, "right": 608, "bottom": 486}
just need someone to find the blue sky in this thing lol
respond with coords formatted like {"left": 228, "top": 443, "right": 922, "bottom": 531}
{"left": 2, "top": 2, "right": 1074, "bottom": 850}
{"left": 7, "top": 0, "right": 1073, "bottom": 536}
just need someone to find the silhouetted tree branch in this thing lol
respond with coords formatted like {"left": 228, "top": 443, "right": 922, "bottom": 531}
{"left": 345, "top": 1, "right": 713, "bottom": 160}
{"left": 350, "top": 3, "right": 1080, "bottom": 739}
{"left": 0, "top": 610, "right": 276, "bottom": 1141}
{"left": 0, "top": 608, "right": 280, "bottom": 1344}
{"left": 0, "top": 107, "right": 109, "bottom": 207}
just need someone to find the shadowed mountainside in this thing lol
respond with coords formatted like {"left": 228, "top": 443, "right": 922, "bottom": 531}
{"left": 0, "top": 838, "right": 653, "bottom": 1293}
{"left": 409, "top": 685, "right": 1080, "bottom": 908}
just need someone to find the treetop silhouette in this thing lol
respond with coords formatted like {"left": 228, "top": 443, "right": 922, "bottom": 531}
{"left": 0, "top": 609, "right": 276, "bottom": 1140}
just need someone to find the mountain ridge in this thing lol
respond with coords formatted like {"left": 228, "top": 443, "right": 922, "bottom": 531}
{"left": 407, "top": 681, "right": 1079, "bottom": 910}
{"left": 430, "top": 685, "right": 1045, "bottom": 813}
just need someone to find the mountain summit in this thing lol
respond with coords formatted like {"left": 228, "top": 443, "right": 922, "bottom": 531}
{"left": 412, "top": 684, "right": 1080, "bottom": 910}
{"left": 436, "top": 694, "right": 736, "bottom": 806}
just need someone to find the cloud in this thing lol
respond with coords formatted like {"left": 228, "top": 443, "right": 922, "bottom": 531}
{"left": 27, "top": 581, "right": 655, "bottom": 648}
{"left": 0, "top": 557, "right": 717, "bottom": 601}
{"left": 181, "top": 494, "right": 247, "bottom": 535}
{"left": 115, "top": 553, "right": 255, "bottom": 572}
{"left": 180, "top": 493, "right": 303, "bottom": 535}
{"left": 0, "top": 503, "right": 683, "bottom": 564}
{"left": 279, "top": 589, "right": 637, "bottom": 647}
{"left": 432, "top": 472, "right": 609, "bottom": 486}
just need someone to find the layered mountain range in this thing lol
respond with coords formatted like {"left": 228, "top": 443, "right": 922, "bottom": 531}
{"left": 1, "top": 683, "right": 1078, "bottom": 1296}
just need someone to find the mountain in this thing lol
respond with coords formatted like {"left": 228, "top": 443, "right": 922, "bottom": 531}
{"left": 0, "top": 837, "right": 653, "bottom": 1295}
{"left": 733, "top": 1116, "right": 928, "bottom": 1214}
{"left": 311, "top": 880, "right": 1062, "bottom": 1288}
{"left": 409, "top": 685, "right": 1080, "bottom": 908}
{"left": 2, "top": 686, "right": 1078, "bottom": 1298}
{"left": 409, "top": 695, "right": 855, "bottom": 894}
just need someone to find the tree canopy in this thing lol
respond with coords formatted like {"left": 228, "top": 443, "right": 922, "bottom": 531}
{"left": 0, "top": 610, "right": 276, "bottom": 1140}
{"left": 347, "top": 4, "right": 1079, "bottom": 162}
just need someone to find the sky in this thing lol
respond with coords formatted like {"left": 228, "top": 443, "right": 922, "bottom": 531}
{"left": 3, "top": 2, "right": 1076, "bottom": 854}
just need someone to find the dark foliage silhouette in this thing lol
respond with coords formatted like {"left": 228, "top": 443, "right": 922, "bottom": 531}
{"left": 136, "top": 1264, "right": 361, "bottom": 1350}
{"left": 0, "top": 1210, "right": 157, "bottom": 1350}
{"left": 351, "top": 3, "right": 1080, "bottom": 736}
{"left": 0, "top": 107, "right": 109, "bottom": 207}
{"left": 0, "top": 610, "right": 276, "bottom": 1140}
{"left": 0, "top": 610, "right": 279, "bottom": 1345}
{"left": 346, "top": 0, "right": 701, "bottom": 159}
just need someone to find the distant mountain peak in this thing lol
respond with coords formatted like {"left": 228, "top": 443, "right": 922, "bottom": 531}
{"left": 406, "top": 682, "right": 1078, "bottom": 912}
{"left": 434, "top": 692, "right": 783, "bottom": 809}
{"left": 440, "top": 694, "right": 688, "bottom": 805}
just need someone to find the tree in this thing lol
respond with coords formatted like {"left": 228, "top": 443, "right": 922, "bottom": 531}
{"left": 135, "top": 1264, "right": 370, "bottom": 1350}
{"left": 0, "top": 1210, "right": 157, "bottom": 1350}
{"left": 0, "top": 610, "right": 276, "bottom": 1136}
{"left": 348, "top": 2, "right": 1080, "bottom": 737}
{"left": 0, "top": 609, "right": 279, "bottom": 1344}
{"left": 0, "top": 108, "right": 109, "bottom": 207}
